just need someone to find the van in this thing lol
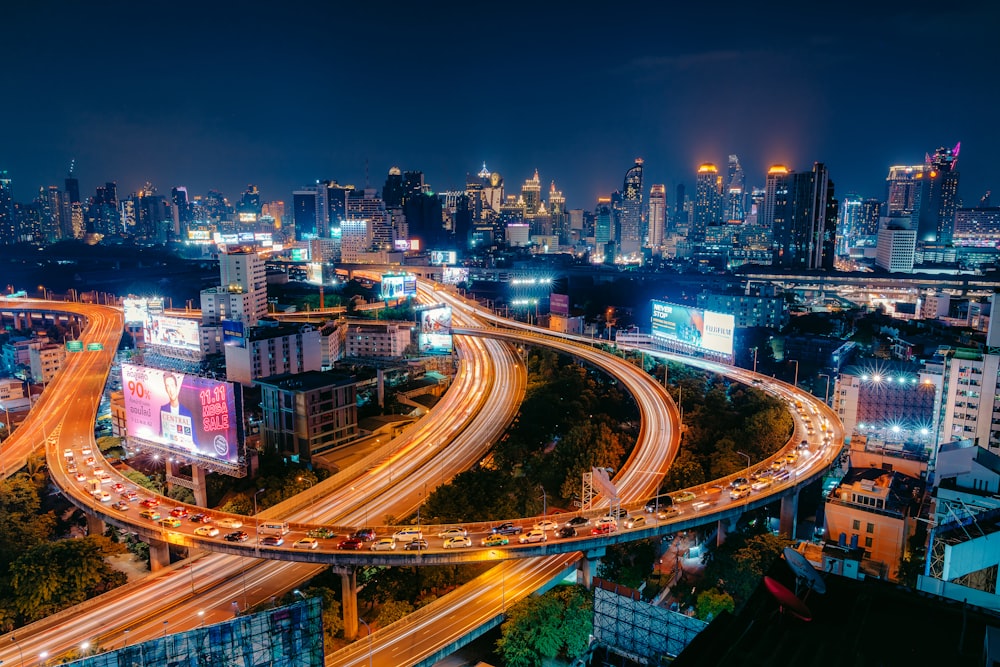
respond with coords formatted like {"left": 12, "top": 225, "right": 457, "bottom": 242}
{"left": 258, "top": 521, "right": 290, "bottom": 536}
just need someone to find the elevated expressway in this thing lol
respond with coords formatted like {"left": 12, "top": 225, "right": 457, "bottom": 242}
{"left": 0, "top": 292, "right": 842, "bottom": 667}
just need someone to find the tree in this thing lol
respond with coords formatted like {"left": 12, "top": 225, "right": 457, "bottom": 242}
{"left": 496, "top": 585, "right": 593, "bottom": 667}
{"left": 375, "top": 600, "right": 414, "bottom": 627}
{"left": 0, "top": 475, "right": 56, "bottom": 570}
{"left": 597, "top": 539, "right": 658, "bottom": 589}
{"left": 703, "top": 532, "right": 791, "bottom": 604}
{"left": 695, "top": 588, "right": 735, "bottom": 621}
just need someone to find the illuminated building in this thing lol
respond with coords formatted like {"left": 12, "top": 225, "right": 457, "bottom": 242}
{"left": 171, "top": 186, "right": 190, "bottom": 238}
{"left": 760, "top": 165, "right": 790, "bottom": 235}
{"left": 916, "top": 143, "right": 961, "bottom": 245}
{"left": 520, "top": 169, "right": 542, "bottom": 216}
{"left": 618, "top": 158, "right": 644, "bottom": 255}
{"left": 595, "top": 196, "right": 613, "bottom": 247}
{"left": 769, "top": 163, "right": 838, "bottom": 270}
{"left": 548, "top": 181, "right": 567, "bottom": 244}
{"left": 692, "top": 163, "right": 723, "bottom": 242}
{"left": 695, "top": 284, "right": 788, "bottom": 329}
{"left": 292, "top": 185, "right": 325, "bottom": 240}
{"left": 833, "top": 365, "right": 938, "bottom": 439}
{"left": 876, "top": 223, "right": 916, "bottom": 273}
{"left": 647, "top": 184, "right": 666, "bottom": 253}
{"left": 954, "top": 206, "right": 1000, "bottom": 243}
{"left": 837, "top": 194, "right": 861, "bottom": 255}
{"left": 343, "top": 322, "right": 412, "bottom": 360}
{"left": 41, "top": 186, "right": 63, "bottom": 243}
{"left": 885, "top": 164, "right": 925, "bottom": 215}
{"left": 726, "top": 154, "right": 745, "bottom": 222}
{"left": 224, "top": 322, "right": 322, "bottom": 386}
{"left": 346, "top": 188, "right": 392, "bottom": 250}
{"left": 339, "top": 219, "right": 371, "bottom": 263}
{"left": 258, "top": 370, "right": 358, "bottom": 461}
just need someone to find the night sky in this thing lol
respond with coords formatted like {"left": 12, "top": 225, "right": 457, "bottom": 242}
{"left": 4, "top": 1, "right": 998, "bottom": 209}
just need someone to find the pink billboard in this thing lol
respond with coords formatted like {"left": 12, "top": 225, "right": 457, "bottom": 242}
{"left": 121, "top": 363, "right": 241, "bottom": 464}
{"left": 550, "top": 293, "right": 570, "bottom": 316}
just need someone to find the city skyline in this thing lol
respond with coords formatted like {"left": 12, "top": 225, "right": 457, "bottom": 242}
{"left": 3, "top": 3, "right": 997, "bottom": 207}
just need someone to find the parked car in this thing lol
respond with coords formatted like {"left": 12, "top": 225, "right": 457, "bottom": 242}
{"left": 371, "top": 538, "right": 396, "bottom": 551}
{"left": 482, "top": 534, "right": 509, "bottom": 547}
{"left": 492, "top": 522, "right": 523, "bottom": 535}
{"left": 518, "top": 529, "right": 546, "bottom": 544}
{"left": 293, "top": 537, "right": 319, "bottom": 550}
{"left": 338, "top": 538, "right": 364, "bottom": 550}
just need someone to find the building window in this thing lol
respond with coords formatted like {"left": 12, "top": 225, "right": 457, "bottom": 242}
{"left": 852, "top": 519, "right": 860, "bottom": 530}
{"left": 864, "top": 537, "right": 873, "bottom": 548}
{"left": 866, "top": 522, "right": 874, "bottom": 533}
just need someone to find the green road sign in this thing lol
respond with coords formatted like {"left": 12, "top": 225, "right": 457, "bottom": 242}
{"left": 86, "top": 342, "right": 104, "bottom": 351}
{"left": 66, "top": 341, "right": 83, "bottom": 352}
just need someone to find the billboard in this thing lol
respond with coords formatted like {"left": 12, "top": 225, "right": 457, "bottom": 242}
{"left": 442, "top": 267, "right": 469, "bottom": 285}
{"left": 123, "top": 297, "right": 164, "bottom": 325}
{"left": 418, "top": 305, "right": 453, "bottom": 354}
{"left": 222, "top": 319, "right": 246, "bottom": 348}
{"left": 550, "top": 293, "right": 570, "bottom": 316}
{"left": 650, "top": 300, "right": 734, "bottom": 357}
{"left": 121, "top": 363, "right": 242, "bottom": 464}
{"left": 430, "top": 250, "right": 458, "bottom": 265}
{"left": 380, "top": 274, "right": 417, "bottom": 300}
{"left": 145, "top": 314, "right": 201, "bottom": 352}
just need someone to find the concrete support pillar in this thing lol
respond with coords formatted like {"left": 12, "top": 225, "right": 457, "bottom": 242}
{"left": 165, "top": 458, "right": 175, "bottom": 493}
{"left": 149, "top": 539, "right": 170, "bottom": 572}
{"left": 86, "top": 513, "right": 106, "bottom": 536}
{"left": 191, "top": 465, "right": 208, "bottom": 507}
{"left": 578, "top": 557, "right": 594, "bottom": 590}
{"left": 716, "top": 517, "right": 739, "bottom": 547}
{"left": 779, "top": 491, "right": 799, "bottom": 538}
{"left": 341, "top": 568, "right": 359, "bottom": 640}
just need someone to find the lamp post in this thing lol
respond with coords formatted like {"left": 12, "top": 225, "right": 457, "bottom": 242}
{"left": 736, "top": 450, "right": 751, "bottom": 482}
{"left": 818, "top": 373, "right": 831, "bottom": 405}
{"left": 358, "top": 617, "right": 374, "bottom": 667}
{"left": 539, "top": 485, "right": 547, "bottom": 520}
{"left": 790, "top": 359, "right": 799, "bottom": 387}
{"left": 751, "top": 347, "right": 758, "bottom": 374}
{"left": 11, "top": 636, "right": 24, "bottom": 667}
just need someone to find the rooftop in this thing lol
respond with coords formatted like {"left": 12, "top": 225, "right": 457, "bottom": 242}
{"left": 829, "top": 467, "right": 925, "bottom": 518}
{"left": 256, "top": 370, "right": 354, "bottom": 392}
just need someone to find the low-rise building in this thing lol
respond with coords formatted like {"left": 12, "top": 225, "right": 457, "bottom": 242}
{"left": 224, "top": 322, "right": 322, "bottom": 386}
{"left": 29, "top": 342, "right": 65, "bottom": 384}
{"left": 343, "top": 322, "right": 412, "bottom": 361}
{"left": 258, "top": 370, "right": 358, "bottom": 462}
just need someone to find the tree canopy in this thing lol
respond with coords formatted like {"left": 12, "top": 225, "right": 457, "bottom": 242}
{"left": 496, "top": 585, "right": 593, "bottom": 667}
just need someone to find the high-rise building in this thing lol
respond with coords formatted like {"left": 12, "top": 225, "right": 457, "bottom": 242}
{"left": 838, "top": 194, "right": 862, "bottom": 255}
{"left": 916, "top": 143, "right": 961, "bottom": 245}
{"left": 201, "top": 249, "right": 268, "bottom": 327}
{"left": 647, "top": 184, "right": 666, "bottom": 253}
{"left": 325, "top": 181, "right": 352, "bottom": 226}
{"left": 885, "top": 165, "right": 925, "bottom": 215}
{"left": 520, "top": 170, "right": 542, "bottom": 216}
{"left": 292, "top": 185, "right": 325, "bottom": 240}
{"left": 548, "top": 182, "right": 567, "bottom": 244}
{"left": 595, "top": 196, "right": 614, "bottom": 248}
{"left": 760, "top": 165, "right": 790, "bottom": 233}
{"left": 42, "top": 186, "right": 63, "bottom": 243}
{"left": 346, "top": 189, "right": 392, "bottom": 250}
{"left": 618, "top": 158, "right": 644, "bottom": 255}
{"left": 672, "top": 183, "right": 687, "bottom": 229}
{"left": 171, "top": 187, "right": 190, "bottom": 238}
{"left": 876, "top": 223, "right": 917, "bottom": 273}
{"left": 692, "top": 163, "right": 723, "bottom": 242}
{"left": 770, "top": 163, "right": 838, "bottom": 270}
{"left": 726, "top": 154, "right": 746, "bottom": 223}
{"left": 859, "top": 198, "right": 882, "bottom": 240}
{"left": 86, "top": 181, "right": 120, "bottom": 238}
{"left": 382, "top": 167, "right": 405, "bottom": 208}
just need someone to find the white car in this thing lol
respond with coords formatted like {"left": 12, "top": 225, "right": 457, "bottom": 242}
{"left": 215, "top": 517, "right": 243, "bottom": 529}
{"left": 81, "top": 447, "right": 92, "bottom": 456}
{"left": 436, "top": 527, "right": 468, "bottom": 539}
{"left": 63, "top": 448, "right": 74, "bottom": 458}
{"left": 594, "top": 516, "right": 617, "bottom": 529}
{"left": 293, "top": 537, "right": 319, "bottom": 550}
{"left": 393, "top": 528, "right": 422, "bottom": 542}
{"left": 518, "top": 529, "right": 546, "bottom": 544}
{"left": 371, "top": 538, "right": 396, "bottom": 551}
{"left": 533, "top": 520, "right": 559, "bottom": 532}
{"left": 443, "top": 536, "right": 472, "bottom": 549}
{"left": 94, "top": 490, "right": 112, "bottom": 503}
{"left": 194, "top": 526, "right": 220, "bottom": 538}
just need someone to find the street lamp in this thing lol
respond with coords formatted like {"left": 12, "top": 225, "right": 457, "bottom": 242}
{"left": 539, "top": 485, "right": 547, "bottom": 520}
{"left": 818, "top": 373, "right": 831, "bottom": 405}
{"left": 789, "top": 359, "right": 799, "bottom": 387}
{"left": 358, "top": 617, "right": 374, "bottom": 667}
{"left": 736, "top": 450, "right": 751, "bottom": 482}
{"left": 11, "top": 636, "right": 24, "bottom": 667}
{"left": 253, "top": 488, "right": 266, "bottom": 554}
{"left": 751, "top": 347, "right": 759, "bottom": 374}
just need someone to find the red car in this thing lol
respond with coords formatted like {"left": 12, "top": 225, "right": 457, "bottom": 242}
{"left": 139, "top": 498, "right": 159, "bottom": 509}
{"left": 338, "top": 538, "right": 364, "bottom": 550}
{"left": 591, "top": 523, "right": 617, "bottom": 536}
{"left": 169, "top": 507, "right": 189, "bottom": 519}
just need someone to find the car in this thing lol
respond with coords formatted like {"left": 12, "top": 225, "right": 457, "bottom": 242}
{"left": 393, "top": 528, "right": 423, "bottom": 542}
{"left": 338, "top": 538, "right": 364, "bottom": 550}
{"left": 81, "top": 447, "right": 92, "bottom": 456}
{"left": 139, "top": 498, "right": 159, "bottom": 509}
{"left": 644, "top": 501, "right": 663, "bottom": 513}
{"left": 139, "top": 509, "right": 161, "bottom": 521}
{"left": 482, "top": 534, "right": 509, "bottom": 547}
{"left": 224, "top": 531, "right": 250, "bottom": 542}
{"left": 751, "top": 479, "right": 772, "bottom": 492}
{"left": 594, "top": 516, "right": 618, "bottom": 528}
{"left": 293, "top": 537, "right": 319, "bottom": 550}
{"left": 730, "top": 477, "right": 750, "bottom": 490}
{"left": 169, "top": 507, "right": 189, "bottom": 519}
{"left": 607, "top": 507, "right": 629, "bottom": 520}
{"left": 533, "top": 520, "right": 559, "bottom": 532}
{"left": 785, "top": 451, "right": 799, "bottom": 464}
{"left": 404, "top": 539, "right": 429, "bottom": 551}
{"left": 591, "top": 523, "right": 617, "bottom": 535}
{"left": 307, "top": 527, "right": 336, "bottom": 539}
{"left": 751, "top": 468, "right": 774, "bottom": 480}
{"left": 436, "top": 527, "right": 468, "bottom": 539}
{"left": 75, "top": 473, "right": 87, "bottom": 483}
{"left": 93, "top": 468, "right": 109, "bottom": 478}
{"left": 443, "top": 536, "right": 472, "bottom": 549}
{"left": 492, "top": 522, "right": 523, "bottom": 535}
{"left": 67, "top": 464, "right": 78, "bottom": 474}
{"left": 557, "top": 526, "right": 577, "bottom": 539}
{"left": 518, "top": 529, "right": 546, "bottom": 544}
{"left": 215, "top": 517, "right": 243, "bottom": 529}
{"left": 657, "top": 507, "right": 679, "bottom": 520}
{"left": 159, "top": 517, "right": 182, "bottom": 529}
{"left": 353, "top": 528, "right": 377, "bottom": 542}
{"left": 110, "top": 500, "right": 130, "bottom": 511}
{"left": 93, "top": 490, "right": 112, "bottom": 503}
{"left": 770, "top": 460, "right": 786, "bottom": 472}
{"left": 670, "top": 491, "right": 697, "bottom": 504}
{"left": 371, "top": 538, "right": 397, "bottom": 551}
{"left": 189, "top": 513, "right": 210, "bottom": 523}
{"left": 623, "top": 515, "right": 646, "bottom": 529}
{"left": 259, "top": 535, "right": 284, "bottom": 547}
{"left": 84, "top": 457, "right": 96, "bottom": 467}
{"left": 799, "top": 439, "right": 809, "bottom": 449}
{"left": 63, "top": 448, "right": 74, "bottom": 458}
{"left": 194, "top": 526, "right": 220, "bottom": 537}
{"left": 729, "top": 487, "right": 751, "bottom": 500}
{"left": 110, "top": 483, "right": 125, "bottom": 493}
{"left": 120, "top": 490, "right": 138, "bottom": 501}
{"left": 773, "top": 469, "right": 791, "bottom": 482}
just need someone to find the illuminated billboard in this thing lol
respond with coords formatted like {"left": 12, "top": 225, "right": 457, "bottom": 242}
{"left": 121, "top": 363, "right": 242, "bottom": 464}
{"left": 222, "top": 319, "right": 246, "bottom": 348}
{"left": 442, "top": 267, "right": 469, "bottom": 285}
{"left": 123, "top": 297, "right": 164, "bottom": 325}
{"left": 380, "top": 274, "right": 416, "bottom": 300}
{"left": 145, "top": 315, "right": 201, "bottom": 352}
{"left": 418, "top": 306, "right": 453, "bottom": 354}
{"left": 430, "top": 250, "right": 457, "bottom": 265}
{"left": 650, "top": 300, "right": 734, "bottom": 357}
{"left": 550, "top": 293, "right": 570, "bottom": 316}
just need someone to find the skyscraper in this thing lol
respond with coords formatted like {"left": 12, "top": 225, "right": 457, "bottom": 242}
{"left": 885, "top": 165, "right": 924, "bottom": 215}
{"left": 760, "top": 165, "right": 791, "bottom": 233}
{"left": 347, "top": 188, "right": 392, "bottom": 250}
{"left": 618, "top": 159, "right": 644, "bottom": 255}
{"left": 770, "top": 163, "right": 837, "bottom": 270}
{"left": 672, "top": 183, "right": 687, "bottom": 229}
{"left": 292, "top": 185, "right": 326, "bottom": 240}
{"left": 726, "top": 154, "right": 746, "bottom": 223}
{"left": 647, "top": 184, "right": 666, "bottom": 253}
{"left": 916, "top": 143, "right": 961, "bottom": 245}
{"left": 595, "top": 196, "right": 613, "bottom": 248}
{"left": 520, "top": 170, "right": 542, "bottom": 216}
{"left": 692, "top": 163, "right": 723, "bottom": 242}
